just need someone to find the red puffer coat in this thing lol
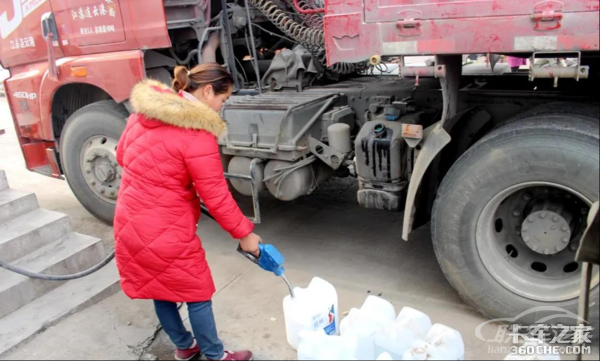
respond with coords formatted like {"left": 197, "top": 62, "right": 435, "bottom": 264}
{"left": 114, "top": 80, "right": 254, "bottom": 302}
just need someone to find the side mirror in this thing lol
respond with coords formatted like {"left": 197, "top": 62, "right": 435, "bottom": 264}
{"left": 41, "top": 12, "right": 59, "bottom": 80}
{"left": 41, "top": 12, "right": 58, "bottom": 41}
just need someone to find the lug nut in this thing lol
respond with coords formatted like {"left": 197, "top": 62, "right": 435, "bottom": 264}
{"left": 86, "top": 168, "right": 91, "bottom": 174}
{"left": 540, "top": 212, "right": 547, "bottom": 219}
{"left": 556, "top": 246, "right": 562, "bottom": 252}
{"left": 523, "top": 194, "right": 532, "bottom": 201}
{"left": 528, "top": 216, "right": 535, "bottom": 223}
{"left": 110, "top": 189, "right": 116, "bottom": 196}
{"left": 544, "top": 249, "right": 550, "bottom": 255}
{"left": 563, "top": 237, "right": 570, "bottom": 243}
{"left": 532, "top": 245, "right": 538, "bottom": 251}
{"left": 551, "top": 225, "right": 558, "bottom": 231}
{"left": 524, "top": 236, "right": 531, "bottom": 242}
{"left": 100, "top": 187, "right": 106, "bottom": 194}
{"left": 513, "top": 210, "right": 522, "bottom": 217}
{"left": 570, "top": 243, "right": 579, "bottom": 251}
{"left": 91, "top": 181, "right": 97, "bottom": 186}
{"left": 562, "top": 226, "right": 569, "bottom": 232}
{"left": 86, "top": 156, "right": 94, "bottom": 163}
{"left": 522, "top": 225, "right": 529, "bottom": 232}
{"left": 553, "top": 216, "right": 559, "bottom": 222}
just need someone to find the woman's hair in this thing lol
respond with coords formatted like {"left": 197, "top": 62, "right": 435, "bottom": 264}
{"left": 172, "top": 63, "right": 234, "bottom": 94}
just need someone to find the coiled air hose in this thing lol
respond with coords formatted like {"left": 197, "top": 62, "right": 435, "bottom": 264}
{"left": 249, "top": 0, "right": 324, "bottom": 49}
{"left": 250, "top": 0, "right": 365, "bottom": 75}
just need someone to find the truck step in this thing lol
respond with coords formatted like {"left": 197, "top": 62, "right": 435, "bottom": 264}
{"left": 0, "top": 232, "right": 105, "bottom": 320}
{"left": 0, "top": 261, "right": 120, "bottom": 357}
{"left": 0, "top": 208, "right": 71, "bottom": 263}
{"left": 0, "top": 189, "right": 39, "bottom": 225}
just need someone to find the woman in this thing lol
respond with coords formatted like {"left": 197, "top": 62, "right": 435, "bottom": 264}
{"left": 114, "top": 63, "right": 261, "bottom": 361}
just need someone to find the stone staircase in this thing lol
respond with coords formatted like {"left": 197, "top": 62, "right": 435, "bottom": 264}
{"left": 0, "top": 170, "right": 120, "bottom": 356}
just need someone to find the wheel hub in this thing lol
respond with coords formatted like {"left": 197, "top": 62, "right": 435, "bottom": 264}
{"left": 95, "top": 161, "right": 116, "bottom": 183}
{"left": 521, "top": 211, "right": 571, "bottom": 255}
{"left": 80, "top": 136, "right": 120, "bottom": 203}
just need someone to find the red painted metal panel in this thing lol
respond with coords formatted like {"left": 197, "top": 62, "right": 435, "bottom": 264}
{"left": 38, "top": 49, "right": 145, "bottom": 139}
{"left": 50, "top": 0, "right": 171, "bottom": 57}
{"left": 5, "top": 50, "right": 144, "bottom": 141}
{"left": 0, "top": 0, "right": 65, "bottom": 68}
{"left": 363, "top": 0, "right": 599, "bottom": 23}
{"left": 325, "top": 0, "right": 600, "bottom": 65}
{"left": 53, "top": 0, "right": 127, "bottom": 46}
{"left": 4, "top": 61, "right": 48, "bottom": 139}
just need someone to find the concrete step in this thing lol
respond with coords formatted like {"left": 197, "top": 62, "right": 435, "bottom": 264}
{"left": 0, "top": 189, "right": 39, "bottom": 225}
{"left": 0, "top": 170, "right": 7, "bottom": 191}
{"left": 0, "top": 233, "right": 106, "bottom": 320}
{"left": 0, "top": 261, "right": 120, "bottom": 357}
{"left": 0, "top": 208, "right": 71, "bottom": 263}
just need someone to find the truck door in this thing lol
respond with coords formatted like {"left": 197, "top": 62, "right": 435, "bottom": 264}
{"left": 49, "top": 0, "right": 126, "bottom": 50}
{"left": 0, "top": 0, "right": 63, "bottom": 68}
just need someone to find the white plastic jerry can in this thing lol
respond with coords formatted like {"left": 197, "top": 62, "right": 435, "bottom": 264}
{"left": 297, "top": 329, "right": 359, "bottom": 360}
{"left": 340, "top": 296, "right": 397, "bottom": 360}
{"left": 403, "top": 324, "right": 465, "bottom": 360}
{"left": 374, "top": 307, "right": 433, "bottom": 359}
{"left": 283, "top": 277, "right": 339, "bottom": 350}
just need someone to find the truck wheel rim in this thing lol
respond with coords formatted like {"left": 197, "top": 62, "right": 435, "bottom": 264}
{"left": 80, "top": 135, "right": 121, "bottom": 204}
{"left": 476, "top": 182, "right": 599, "bottom": 302}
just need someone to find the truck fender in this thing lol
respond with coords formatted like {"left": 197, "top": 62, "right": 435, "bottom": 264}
{"left": 402, "top": 107, "right": 490, "bottom": 240}
{"left": 402, "top": 122, "right": 451, "bottom": 241}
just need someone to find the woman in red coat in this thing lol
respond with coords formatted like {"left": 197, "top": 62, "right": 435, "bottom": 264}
{"left": 114, "top": 63, "right": 260, "bottom": 361}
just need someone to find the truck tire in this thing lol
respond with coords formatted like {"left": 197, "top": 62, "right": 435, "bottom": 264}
{"left": 60, "top": 101, "right": 129, "bottom": 225}
{"left": 500, "top": 102, "right": 599, "bottom": 128}
{"left": 432, "top": 115, "right": 599, "bottom": 325}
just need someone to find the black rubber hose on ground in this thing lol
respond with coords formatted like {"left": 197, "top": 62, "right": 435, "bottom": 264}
{"left": 0, "top": 206, "right": 216, "bottom": 280}
{"left": 0, "top": 251, "right": 115, "bottom": 281}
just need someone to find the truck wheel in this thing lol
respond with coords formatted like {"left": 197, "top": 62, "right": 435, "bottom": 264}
{"left": 432, "top": 115, "right": 599, "bottom": 324}
{"left": 60, "top": 101, "right": 129, "bottom": 225}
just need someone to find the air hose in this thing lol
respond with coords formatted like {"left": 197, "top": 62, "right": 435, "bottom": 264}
{"left": 249, "top": 0, "right": 325, "bottom": 49}
{"left": 0, "top": 251, "right": 115, "bottom": 281}
{"left": 250, "top": 0, "right": 364, "bottom": 75}
{"left": 0, "top": 207, "right": 221, "bottom": 281}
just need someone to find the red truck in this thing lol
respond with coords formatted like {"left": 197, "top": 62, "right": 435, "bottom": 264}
{"left": 1, "top": 0, "right": 599, "bottom": 325}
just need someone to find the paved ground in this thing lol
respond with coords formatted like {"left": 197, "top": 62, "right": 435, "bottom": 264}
{"left": 0, "top": 97, "right": 593, "bottom": 360}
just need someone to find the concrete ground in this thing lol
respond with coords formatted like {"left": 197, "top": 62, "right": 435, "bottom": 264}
{"left": 0, "top": 97, "right": 594, "bottom": 361}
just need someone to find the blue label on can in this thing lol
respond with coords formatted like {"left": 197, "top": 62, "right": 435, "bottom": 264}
{"left": 324, "top": 305, "right": 336, "bottom": 335}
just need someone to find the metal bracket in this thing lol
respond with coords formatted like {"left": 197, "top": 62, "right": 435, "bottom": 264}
{"left": 530, "top": 51, "right": 589, "bottom": 88}
{"left": 308, "top": 137, "right": 346, "bottom": 170}
{"left": 401, "top": 124, "right": 424, "bottom": 148}
{"left": 203, "top": 158, "right": 263, "bottom": 224}
{"left": 400, "top": 56, "right": 446, "bottom": 79}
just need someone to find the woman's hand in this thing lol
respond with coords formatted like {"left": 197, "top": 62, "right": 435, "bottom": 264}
{"left": 240, "top": 233, "right": 262, "bottom": 257}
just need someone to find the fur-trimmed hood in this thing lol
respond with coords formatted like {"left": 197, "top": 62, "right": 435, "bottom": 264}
{"left": 130, "top": 79, "right": 226, "bottom": 137}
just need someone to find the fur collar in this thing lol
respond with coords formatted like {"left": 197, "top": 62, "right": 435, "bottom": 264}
{"left": 130, "top": 79, "right": 226, "bottom": 137}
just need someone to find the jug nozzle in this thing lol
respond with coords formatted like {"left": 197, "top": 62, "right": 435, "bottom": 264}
{"left": 237, "top": 243, "right": 285, "bottom": 277}
{"left": 237, "top": 243, "right": 295, "bottom": 297}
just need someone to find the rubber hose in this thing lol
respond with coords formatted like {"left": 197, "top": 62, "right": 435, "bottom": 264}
{"left": 0, "top": 207, "right": 218, "bottom": 281}
{"left": 0, "top": 251, "right": 115, "bottom": 281}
